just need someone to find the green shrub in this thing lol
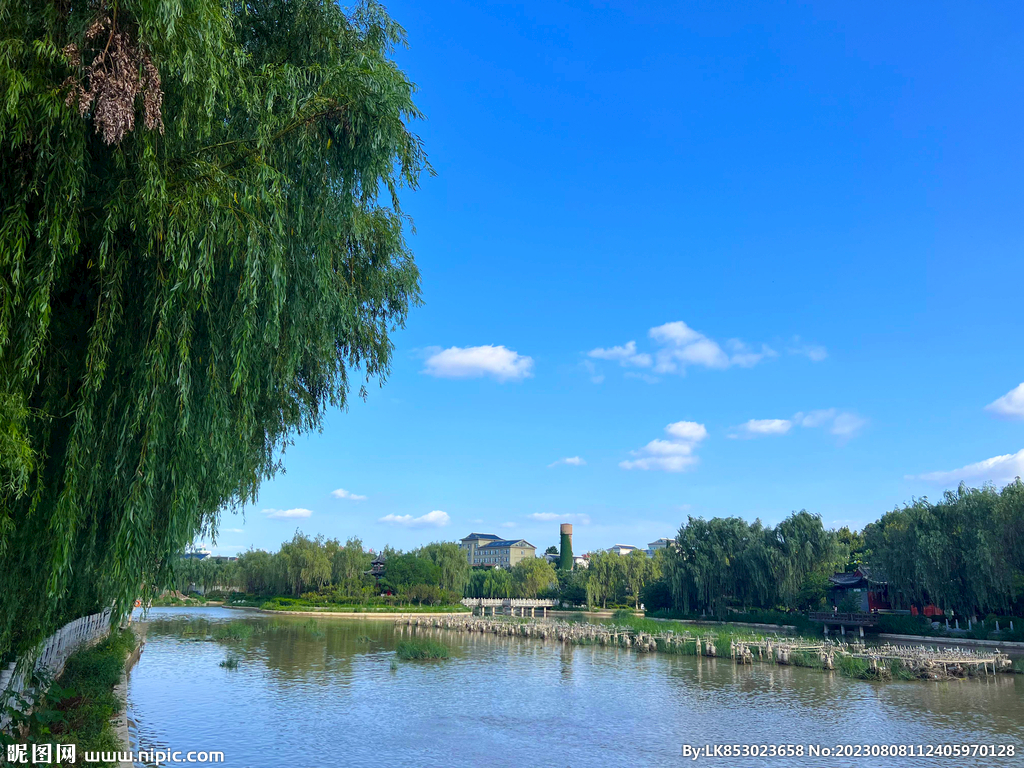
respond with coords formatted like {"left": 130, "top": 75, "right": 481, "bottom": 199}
{"left": 875, "top": 614, "right": 937, "bottom": 636}
{"left": 647, "top": 608, "right": 814, "bottom": 634}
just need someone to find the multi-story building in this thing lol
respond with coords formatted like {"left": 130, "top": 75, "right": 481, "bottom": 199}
{"left": 607, "top": 544, "right": 641, "bottom": 556}
{"left": 646, "top": 538, "right": 675, "bottom": 557}
{"left": 459, "top": 532, "right": 499, "bottom": 564}
{"left": 459, "top": 533, "right": 536, "bottom": 568}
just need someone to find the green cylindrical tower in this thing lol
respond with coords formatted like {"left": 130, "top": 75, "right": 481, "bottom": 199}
{"left": 559, "top": 523, "right": 573, "bottom": 570}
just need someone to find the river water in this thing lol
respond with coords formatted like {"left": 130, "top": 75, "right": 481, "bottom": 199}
{"left": 126, "top": 607, "right": 1022, "bottom": 768}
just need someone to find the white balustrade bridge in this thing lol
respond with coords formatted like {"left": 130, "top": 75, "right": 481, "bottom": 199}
{"left": 460, "top": 598, "right": 558, "bottom": 617}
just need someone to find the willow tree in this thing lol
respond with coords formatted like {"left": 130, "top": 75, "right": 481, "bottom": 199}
{"left": 0, "top": 0, "right": 426, "bottom": 656}
{"left": 769, "top": 510, "right": 846, "bottom": 608}
{"left": 865, "top": 482, "right": 1022, "bottom": 616}
{"left": 418, "top": 542, "right": 471, "bottom": 595}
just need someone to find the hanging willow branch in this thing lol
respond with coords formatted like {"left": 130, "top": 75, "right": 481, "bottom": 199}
{"left": 0, "top": 0, "right": 428, "bottom": 658}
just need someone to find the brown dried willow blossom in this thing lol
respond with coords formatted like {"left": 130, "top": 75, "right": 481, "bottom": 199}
{"left": 62, "top": 13, "right": 164, "bottom": 145}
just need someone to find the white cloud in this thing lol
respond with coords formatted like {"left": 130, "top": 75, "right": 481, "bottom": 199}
{"left": 548, "top": 456, "right": 586, "bottom": 467}
{"left": 639, "top": 439, "right": 697, "bottom": 456}
{"left": 665, "top": 421, "right": 709, "bottom": 442}
{"left": 588, "top": 341, "right": 652, "bottom": 368}
{"left": 729, "top": 418, "right": 792, "bottom": 439}
{"left": 499, "top": 522, "right": 517, "bottom": 529}
{"left": 624, "top": 372, "right": 661, "bottom": 384}
{"left": 527, "top": 512, "right": 591, "bottom": 524}
{"left": 787, "top": 337, "right": 828, "bottom": 362}
{"left": 378, "top": 510, "right": 451, "bottom": 528}
{"left": 791, "top": 408, "right": 865, "bottom": 438}
{"left": 621, "top": 455, "right": 697, "bottom": 472}
{"left": 223, "top": 528, "right": 245, "bottom": 534}
{"left": 331, "top": 488, "right": 367, "bottom": 501}
{"left": 986, "top": 383, "right": 1024, "bottom": 420}
{"left": 794, "top": 408, "right": 837, "bottom": 428}
{"left": 588, "top": 321, "right": 780, "bottom": 382}
{"left": 581, "top": 360, "right": 605, "bottom": 384}
{"left": 422, "top": 345, "right": 533, "bottom": 382}
{"left": 649, "top": 321, "right": 775, "bottom": 374}
{"left": 648, "top": 321, "right": 704, "bottom": 346}
{"left": 726, "top": 339, "right": 778, "bottom": 368}
{"left": 620, "top": 420, "right": 708, "bottom": 473}
{"left": 262, "top": 508, "right": 313, "bottom": 520}
{"left": 830, "top": 413, "right": 867, "bottom": 437}
{"left": 908, "top": 449, "right": 1024, "bottom": 486}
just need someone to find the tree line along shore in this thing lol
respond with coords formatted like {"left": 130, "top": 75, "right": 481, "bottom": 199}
{"left": 158, "top": 480, "right": 1024, "bottom": 644}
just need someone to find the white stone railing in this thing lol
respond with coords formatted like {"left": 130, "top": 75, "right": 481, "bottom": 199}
{"left": 0, "top": 608, "right": 113, "bottom": 731}
{"left": 461, "top": 598, "right": 558, "bottom": 607}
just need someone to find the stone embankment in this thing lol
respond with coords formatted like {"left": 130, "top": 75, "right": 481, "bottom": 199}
{"left": 397, "top": 613, "right": 713, "bottom": 653}
{"left": 395, "top": 614, "right": 1017, "bottom": 681}
{"left": 111, "top": 623, "right": 148, "bottom": 768}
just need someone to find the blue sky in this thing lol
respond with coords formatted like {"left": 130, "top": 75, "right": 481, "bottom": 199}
{"left": 207, "top": 0, "right": 1024, "bottom": 557}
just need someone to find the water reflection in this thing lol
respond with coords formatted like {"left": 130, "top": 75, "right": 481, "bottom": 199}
{"left": 128, "top": 608, "right": 1022, "bottom": 768}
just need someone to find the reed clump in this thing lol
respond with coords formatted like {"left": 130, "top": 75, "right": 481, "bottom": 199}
{"left": 789, "top": 650, "right": 824, "bottom": 669}
{"left": 156, "top": 617, "right": 212, "bottom": 638}
{"left": 395, "top": 639, "right": 450, "bottom": 660}
{"left": 837, "top": 656, "right": 871, "bottom": 678}
{"left": 302, "top": 619, "right": 325, "bottom": 638}
{"left": 211, "top": 621, "right": 254, "bottom": 641}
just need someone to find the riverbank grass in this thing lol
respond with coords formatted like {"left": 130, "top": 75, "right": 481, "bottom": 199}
{"left": 395, "top": 639, "right": 450, "bottom": 660}
{"left": 16, "top": 628, "right": 138, "bottom": 765}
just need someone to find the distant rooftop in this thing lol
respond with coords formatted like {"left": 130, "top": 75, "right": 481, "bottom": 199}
{"left": 461, "top": 532, "right": 500, "bottom": 541}
{"left": 476, "top": 539, "right": 536, "bottom": 549}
